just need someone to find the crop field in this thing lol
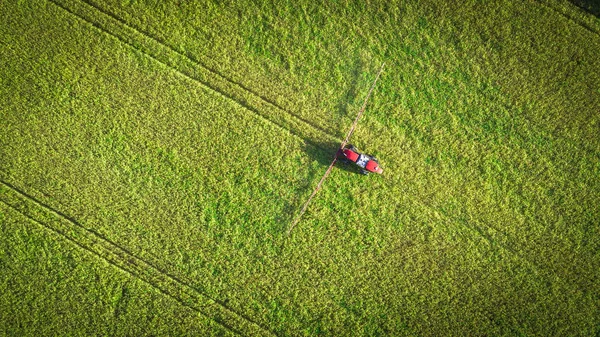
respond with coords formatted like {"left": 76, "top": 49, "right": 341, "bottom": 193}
{"left": 1, "top": 0, "right": 599, "bottom": 335}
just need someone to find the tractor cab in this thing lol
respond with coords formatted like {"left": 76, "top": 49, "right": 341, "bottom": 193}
{"left": 338, "top": 144, "right": 383, "bottom": 175}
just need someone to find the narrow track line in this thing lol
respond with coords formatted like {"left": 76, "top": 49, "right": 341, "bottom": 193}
{"left": 12, "top": 0, "right": 594, "bottom": 330}
{"left": 72, "top": 0, "right": 312, "bottom": 131}
{"left": 0, "top": 178, "right": 277, "bottom": 336}
{"left": 0, "top": 199, "right": 243, "bottom": 336}
{"left": 47, "top": 0, "right": 340, "bottom": 146}
{"left": 76, "top": 0, "right": 293, "bottom": 115}
{"left": 396, "top": 181, "right": 589, "bottom": 301}
{"left": 376, "top": 187, "right": 591, "bottom": 335}
{"left": 532, "top": 0, "right": 600, "bottom": 37}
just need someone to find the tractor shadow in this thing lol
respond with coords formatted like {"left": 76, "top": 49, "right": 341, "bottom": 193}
{"left": 303, "top": 140, "right": 364, "bottom": 175}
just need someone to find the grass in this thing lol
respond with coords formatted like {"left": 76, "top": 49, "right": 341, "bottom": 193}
{"left": 1, "top": 0, "right": 599, "bottom": 335}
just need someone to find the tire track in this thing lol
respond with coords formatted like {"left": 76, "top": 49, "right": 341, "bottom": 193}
{"left": 0, "top": 177, "right": 277, "bottom": 337}
{"left": 398, "top": 181, "right": 594, "bottom": 304}
{"left": 13, "top": 0, "right": 595, "bottom": 331}
{"left": 386, "top": 191, "right": 589, "bottom": 334}
{"left": 532, "top": 0, "right": 600, "bottom": 37}
{"left": 47, "top": 0, "right": 340, "bottom": 148}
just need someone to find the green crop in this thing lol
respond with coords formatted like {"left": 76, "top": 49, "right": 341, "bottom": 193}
{"left": 1, "top": 0, "right": 598, "bottom": 335}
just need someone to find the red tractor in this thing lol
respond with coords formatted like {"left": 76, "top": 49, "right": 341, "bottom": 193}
{"left": 337, "top": 144, "right": 383, "bottom": 175}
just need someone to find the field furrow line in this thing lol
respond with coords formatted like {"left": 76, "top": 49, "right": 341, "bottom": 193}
{"left": 400, "top": 187, "right": 592, "bottom": 304}
{"left": 532, "top": 0, "right": 600, "bottom": 37}
{"left": 48, "top": 0, "right": 339, "bottom": 148}
{"left": 0, "top": 177, "right": 277, "bottom": 337}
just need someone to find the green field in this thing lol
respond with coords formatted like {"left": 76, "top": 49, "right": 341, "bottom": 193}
{"left": 1, "top": 0, "right": 599, "bottom": 335}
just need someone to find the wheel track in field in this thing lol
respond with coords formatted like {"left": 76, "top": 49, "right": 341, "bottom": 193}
{"left": 401, "top": 0, "right": 600, "bottom": 288}
{"left": 0, "top": 175, "right": 277, "bottom": 337}
{"left": 532, "top": 0, "right": 600, "bottom": 37}
{"left": 12, "top": 0, "right": 597, "bottom": 331}
{"left": 47, "top": 0, "right": 340, "bottom": 148}
{"left": 377, "top": 74, "right": 598, "bottom": 309}
{"left": 395, "top": 175, "right": 598, "bottom": 308}
{"left": 47, "top": 0, "right": 599, "bottom": 163}
{"left": 380, "top": 181, "right": 597, "bottom": 336}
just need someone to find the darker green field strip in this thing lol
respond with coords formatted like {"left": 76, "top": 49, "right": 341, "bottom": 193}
{"left": 48, "top": 0, "right": 340, "bottom": 147}
{"left": 0, "top": 176, "right": 275, "bottom": 337}
{"left": 374, "top": 100, "right": 600, "bottom": 299}
{"left": 363, "top": 67, "right": 598, "bottom": 243}
{"left": 433, "top": 0, "right": 600, "bottom": 149}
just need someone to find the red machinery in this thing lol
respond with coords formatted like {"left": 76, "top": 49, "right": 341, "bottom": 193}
{"left": 338, "top": 144, "right": 383, "bottom": 175}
